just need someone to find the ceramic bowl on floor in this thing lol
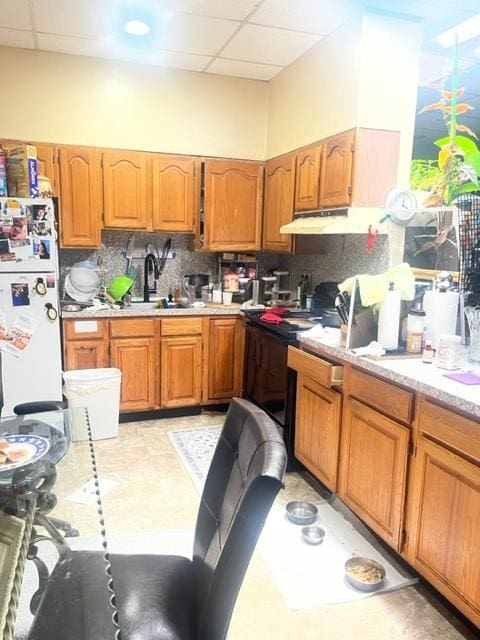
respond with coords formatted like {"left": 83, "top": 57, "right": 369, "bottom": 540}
{"left": 285, "top": 501, "right": 318, "bottom": 525}
{"left": 345, "top": 556, "right": 386, "bottom": 592}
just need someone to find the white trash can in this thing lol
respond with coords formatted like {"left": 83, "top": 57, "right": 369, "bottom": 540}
{"left": 63, "top": 368, "right": 122, "bottom": 440}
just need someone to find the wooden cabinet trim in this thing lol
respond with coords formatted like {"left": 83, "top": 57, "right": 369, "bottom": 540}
{"left": 345, "top": 367, "right": 414, "bottom": 424}
{"left": 63, "top": 319, "right": 108, "bottom": 341}
{"left": 161, "top": 317, "right": 202, "bottom": 336}
{"left": 419, "top": 398, "right": 480, "bottom": 464}
{"left": 287, "top": 346, "right": 343, "bottom": 387}
{"left": 109, "top": 318, "right": 156, "bottom": 338}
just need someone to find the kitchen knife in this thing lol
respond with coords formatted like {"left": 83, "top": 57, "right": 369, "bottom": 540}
{"left": 158, "top": 238, "right": 172, "bottom": 276}
{"left": 125, "top": 235, "right": 135, "bottom": 275}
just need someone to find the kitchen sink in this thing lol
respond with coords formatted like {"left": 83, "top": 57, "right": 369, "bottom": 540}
{"left": 130, "top": 301, "right": 189, "bottom": 310}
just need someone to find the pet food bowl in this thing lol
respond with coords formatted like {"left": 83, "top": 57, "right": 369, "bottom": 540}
{"left": 301, "top": 525, "right": 325, "bottom": 545}
{"left": 345, "top": 557, "right": 386, "bottom": 592}
{"left": 285, "top": 501, "right": 318, "bottom": 525}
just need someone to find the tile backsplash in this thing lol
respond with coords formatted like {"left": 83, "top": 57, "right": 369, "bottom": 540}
{"left": 59, "top": 231, "right": 389, "bottom": 301}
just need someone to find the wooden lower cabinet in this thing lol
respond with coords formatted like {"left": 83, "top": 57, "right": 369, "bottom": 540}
{"left": 339, "top": 397, "right": 410, "bottom": 550}
{"left": 408, "top": 437, "right": 480, "bottom": 626}
{"left": 110, "top": 337, "right": 157, "bottom": 411}
{"left": 64, "top": 340, "right": 109, "bottom": 370}
{"left": 203, "top": 317, "right": 244, "bottom": 403}
{"left": 295, "top": 373, "right": 342, "bottom": 492}
{"left": 161, "top": 336, "right": 202, "bottom": 407}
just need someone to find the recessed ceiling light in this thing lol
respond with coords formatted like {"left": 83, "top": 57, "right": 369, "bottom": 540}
{"left": 124, "top": 20, "right": 150, "bottom": 36}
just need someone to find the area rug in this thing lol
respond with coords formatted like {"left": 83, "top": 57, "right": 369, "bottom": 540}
{"left": 168, "top": 425, "right": 418, "bottom": 610}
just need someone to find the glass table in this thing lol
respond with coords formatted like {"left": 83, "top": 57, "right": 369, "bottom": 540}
{"left": 0, "top": 408, "right": 118, "bottom": 640}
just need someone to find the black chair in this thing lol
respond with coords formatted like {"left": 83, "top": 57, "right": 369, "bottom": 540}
{"left": 28, "top": 397, "right": 288, "bottom": 640}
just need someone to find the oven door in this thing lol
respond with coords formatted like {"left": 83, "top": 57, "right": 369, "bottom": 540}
{"left": 244, "top": 321, "right": 289, "bottom": 426}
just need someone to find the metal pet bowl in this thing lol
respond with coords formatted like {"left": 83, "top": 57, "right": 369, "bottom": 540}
{"left": 285, "top": 501, "right": 318, "bottom": 525}
{"left": 301, "top": 525, "right": 325, "bottom": 545}
{"left": 345, "top": 557, "right": 386, "bottom": 592}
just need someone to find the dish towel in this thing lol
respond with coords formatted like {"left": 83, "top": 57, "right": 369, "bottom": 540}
{"left": 339, "top": 263, "right": 416, "bottom": 307}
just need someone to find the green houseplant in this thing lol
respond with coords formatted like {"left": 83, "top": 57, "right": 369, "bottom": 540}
{"left": 418, "top": 45, "right": 480, "bottom": 206}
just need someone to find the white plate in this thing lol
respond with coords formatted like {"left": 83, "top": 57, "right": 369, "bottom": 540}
{"left": 0, "top": 434, "right": 50, "bottom": 472}
{"left": 64, "top": 273, "right": 98, "bottom": 302}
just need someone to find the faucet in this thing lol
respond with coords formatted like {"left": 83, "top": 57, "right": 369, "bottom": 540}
{"left": 143, "top": 253, "right": 159, "bottom": 302}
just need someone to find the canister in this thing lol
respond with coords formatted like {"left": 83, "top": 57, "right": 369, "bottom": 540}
{"left": 436, "top": 334, "right": 463, "bottom": 370}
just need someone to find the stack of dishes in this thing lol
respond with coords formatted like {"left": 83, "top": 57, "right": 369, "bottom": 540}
{"left": 64, "top": 261, "right": 101, "bottom": 302}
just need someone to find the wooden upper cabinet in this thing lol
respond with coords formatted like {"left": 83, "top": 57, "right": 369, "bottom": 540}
{"left": 103, "top": 150, "right": 150, "bottom": 229}
{"left": 34, "top": 142, "right": 58, "bottom": 195}
{"left": 152, "top": 155, "right": 197, "bottom": 232}
{"left": 339, "top": 397, "right": 410, "bottom": 550}
{"left": 319, "top": 130, "right": 355, "bottom": 208}
{"left": 203, "top": 159, "right": 263, "bottom": 251}
{"left": 58, "top": 146, "right": 102, "bottom": 248}
{"left": 294, "top": 143, "right": 322, "bottom": 211}
{"left": 262, "top": 153, "right": 295, "bottom": 253}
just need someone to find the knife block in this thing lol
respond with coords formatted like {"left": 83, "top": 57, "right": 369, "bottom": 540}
{"left": 340, "top": 306, "right": 378, "bottom": 349}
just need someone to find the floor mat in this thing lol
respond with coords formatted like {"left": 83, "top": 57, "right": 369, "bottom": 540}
{"left": 167, "top": 424, "right": 418, "bottom": 610}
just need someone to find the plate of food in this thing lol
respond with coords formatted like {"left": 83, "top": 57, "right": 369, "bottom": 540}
{"left": 0, "top": 435, "right": 50, "bottom": 472}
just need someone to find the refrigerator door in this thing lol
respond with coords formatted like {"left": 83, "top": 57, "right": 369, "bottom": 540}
{"left": 0, "top": 272, "right": 62, "bottom": 416}
{"left": 0, "top": 197, "right": 57, "bottom": 273}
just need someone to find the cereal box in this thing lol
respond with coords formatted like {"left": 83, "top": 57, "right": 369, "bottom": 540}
{"left": 0, "top": 147, "right": 7, "bottom": 197}
{"left": 4, "top": 144, "right": 39, "bottom": 198}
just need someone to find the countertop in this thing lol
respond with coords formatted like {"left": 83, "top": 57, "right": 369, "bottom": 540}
{"left": 61, "top": 303, "right": 243, "bottom": 319}
{"left": 299, "top": 331, "right": 480, "bottom": 420}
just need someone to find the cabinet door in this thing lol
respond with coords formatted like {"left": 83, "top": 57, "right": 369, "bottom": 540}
{"left": 408, "top": 438, "right": 480, "bottom": 626}
{"left": 339, "top": 398, "right": 409, "bottom": 550}
{"left": 294, "top": 144, "right": 322, "bottom": 211}
{"left": 59, "top": 146, "right": 102, "bottom": 247}
{"left": 110, "top": 337, "right": 157, "bottom": 411}
{"left": 103, "top": 150, "right": 150, "bottom": 229}
{"left": 64, "top": 340, "right": 109, "bottom": 370}
{"left": 319, "top": 130, "right": 355, "bottom": 208}
{"left": 295, "top": 374, "right": 342, "bottom": 492}
{"left": 152, "top": 155, "right": 197, "bottom": 232}
{"left": 35, "top": 142, "right": 58, "bottom": 195}
{"left": 203, "top": 159, "right": 263, "bottom": 251}
{"left": 263, "top": 154, "right": 295, "bottom": 253}
{"left": 161, "top": 336, "right": 202, "bottom": 407}
{"left": 204, "top": 318, "right": 244, "bottom": 402}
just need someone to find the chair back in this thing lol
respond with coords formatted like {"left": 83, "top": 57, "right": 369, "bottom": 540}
{"left": 192, "top": 397, "right": 287, "bottom": 640}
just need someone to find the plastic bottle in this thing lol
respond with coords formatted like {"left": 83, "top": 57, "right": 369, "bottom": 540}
{"left": 422, "top": 340, "right": 434, "bottom": 364}
{"left": 377, "top": 282, "right": 401, "bottom": 351}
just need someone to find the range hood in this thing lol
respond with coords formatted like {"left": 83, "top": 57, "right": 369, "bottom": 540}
{"left": 279, "top": 207, "right": 386, "bottom": 235}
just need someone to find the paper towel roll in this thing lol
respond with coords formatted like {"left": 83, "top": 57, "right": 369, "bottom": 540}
{"left": 377, "top": 286, "right": 401, "bottom": 350}
{"left": 423, "top": 290, "right": 459, "bottom": 349}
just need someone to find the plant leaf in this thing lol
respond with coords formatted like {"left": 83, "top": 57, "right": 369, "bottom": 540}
{"left": 434, "top": 135, "right": 478, "bottom": 153}
{"left": 464, "top": 151, "right": 480, "bottom": 175}
{"left": 441, "top": 87, "right": 465, "bottom": 100}
{"left": 438, "top": 148, "right": 451, "bottom": 169}
{"left": 444, "top": 103, "right": 474, "bottom": 115}
{"left": 452, "top": 182, "right": 480, "bottom": 198}
{"left": 456, "top": 124, "right": 479, "bottom": 140}
{"left": 419, "top": 102, "right": 444, "bottom": 114}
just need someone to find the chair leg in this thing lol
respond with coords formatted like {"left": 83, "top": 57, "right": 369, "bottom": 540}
{"left": 46, "top": 515, "right": 80, "bottom": 538}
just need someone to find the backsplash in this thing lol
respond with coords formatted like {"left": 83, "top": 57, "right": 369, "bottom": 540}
{"left": 59, "top": 231, "right": 389, "bottom": 301}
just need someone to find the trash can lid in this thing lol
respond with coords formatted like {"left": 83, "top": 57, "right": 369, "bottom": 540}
{"left": 63, "top": 368, "right": 122, "bottom": 382}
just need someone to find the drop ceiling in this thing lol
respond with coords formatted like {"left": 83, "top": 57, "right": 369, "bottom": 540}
{"left": 1, "top": 0, "right": 480, "bottom": 83}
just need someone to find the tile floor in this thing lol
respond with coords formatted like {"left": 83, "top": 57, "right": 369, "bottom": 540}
{"left": 86, "top": 412, "right": 478, "bottom": 640}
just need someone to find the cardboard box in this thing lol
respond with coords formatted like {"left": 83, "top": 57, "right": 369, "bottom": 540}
{"left": 0, "top": 147, "right": 7, "bottom": 197}
{"left": 4, "top": 144, "right": 39, "bottom": 197}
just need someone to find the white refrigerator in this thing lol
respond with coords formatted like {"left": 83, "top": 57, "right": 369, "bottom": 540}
{"left": 0, "top": 197, "right": 63, "bottom": 415}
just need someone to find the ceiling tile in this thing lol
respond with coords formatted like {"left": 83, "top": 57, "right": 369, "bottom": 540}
{"left": 0, "top": 0, "right": 31, "bottom": 30}
{"left": 250, "top": 0, "right": 353, "bottom": 34}
{"left": 152, "top": 13, "right": 240, "bottom": 56}
{"left": 221, "top": 23, "right": 321, "bottom": 66}
{"left": 0, "top": 27, "right": 35, "bottom": 49}
{"left": 166, "top": 0, "right": 261, "bottom": 21}
{"left": 37, "top": 33, "right": 212, "bottom": 70}
{"left": 208, "top": 57, "right": 282, "bottom": 80}
{"left": 33, "top": 0, "right": 117, "bottom": 39}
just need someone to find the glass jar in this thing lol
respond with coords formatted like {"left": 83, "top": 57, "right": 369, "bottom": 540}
{"left": 436, "top": 334, "right": 463, "bottom": 370}
{"left": 406, "top": 309, "right": 425, "bottom": 353}
{"left": 464, "top": 306, "right": 480, "bottom": 363}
